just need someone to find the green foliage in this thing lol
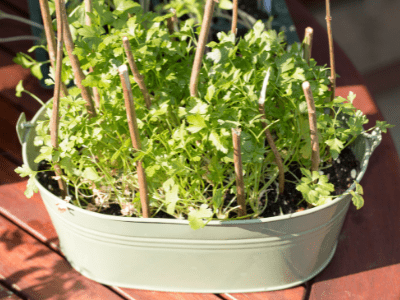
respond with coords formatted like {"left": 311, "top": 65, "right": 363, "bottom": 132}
{"left": 296, "top": 169, "right": 335, "bottom": 206}
{"left": 15, "top": 2, "right": 391, "bottom": 229}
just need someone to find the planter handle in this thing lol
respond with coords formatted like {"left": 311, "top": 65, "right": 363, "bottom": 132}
{"left": 16, "top": 112, "right": 33, "bottom": 145}
{"left": 356, "top": 128, "right": 382, "bottom": 172}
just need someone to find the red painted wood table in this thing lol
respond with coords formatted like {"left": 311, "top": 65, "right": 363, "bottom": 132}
{"left": 1, "top": 0, "right": 399, "bottom": 299}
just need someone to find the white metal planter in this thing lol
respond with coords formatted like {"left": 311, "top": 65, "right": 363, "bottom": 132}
{"left": 17, "top": 105, "right": 382, "bottom": 293}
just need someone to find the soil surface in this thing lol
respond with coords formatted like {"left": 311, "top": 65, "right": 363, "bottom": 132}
{"left": 36, "top": 146, "right": 359, "bottom": 219}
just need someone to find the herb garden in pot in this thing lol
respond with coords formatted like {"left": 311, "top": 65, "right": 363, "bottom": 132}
{"left": 15, "top": 0, "right": 392, "bottom": 293}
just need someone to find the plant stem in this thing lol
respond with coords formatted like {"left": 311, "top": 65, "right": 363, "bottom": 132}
{"left": 118, "top": 65, "right": 150, "bottom": 218}
{"left": 231, "top": 0, "right": 238, "bottom": 35}
{"left": 122, "top": 37, "right": 152, "bottom": 109}
{"left": 302, "top": 81, "right": 320, "bottom": 172}
{"left": 50, "top": 0, "right": 67, "bottom": 198}
{"left": 85, "top": 0, "right": 101, "bottom": 109}
{"left": 325, "top": 0, "right": 336, "bottom": 103}
{"left": 303, "top": 27, "right": 313, "bottom": 65}
{"left": 38, "top": 0, "right": 68, "bottom": 97}
{"left": 189, "top": 0, "right": 215, "bottom": 97}
{"left": 58, "top": 0, "right": 96, "bottom": 117}
{"left": 258, "top": 70, "right": 285, "bottom": 194}
{"left": 232, "top": 128, "right": 246, "bottom": 217}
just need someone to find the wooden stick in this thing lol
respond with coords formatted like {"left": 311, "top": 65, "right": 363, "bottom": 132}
{"left": 38, "top": 0, "right": 68, "bottom": 97}
{"left": 302, "top": 81, "right": 320, "bottom": 172}
{"left": 84, "top": 0, "right": 101, "bottom": 109}
{"left": 118, "top": 65, "right": 150, "bottom": 218}
{"left": 58, "top": 0, "right": 96, "bottom": 117}
{"left": 122, "top": 37, "right": 151, "bottom": 109}
{"left": 303, "top": 27, "right": 313, "bottom": 65}
{"left": 231, "top": 0, "right": 238, "bottom": 35}
{"left": 50, "top": 0, "right": 67, "bottom": 198}
{"left": 325, "top": 0, "right": 336, "bottom": 103}
{"left": 189, "top": 0, "right": 215, "bottom": 97}
{"left": 232, "top": 128, "right": 246, "bottom": 217}
{"left": 258, "top": 70, "right": 285, "bottom": 194}
{"left": 166, "top": 8, "right": 177, "bottom": 36}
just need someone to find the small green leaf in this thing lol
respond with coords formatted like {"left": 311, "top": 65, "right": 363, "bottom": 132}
{"left": 350, "top": 190, "right": 364, "bottom": 209}
{"left": 188, "top": 204, "right": 213, "bottom": 230}
{"left": 83, "top": 167, "right": 100, "bottom": 181}
{"left": 187, "top": 114, "right": 207, "bottom": 133}
{"left": 31, "top": 64, "right": 43, "bottom": 80}
{"left": 166, "top": 185, "right": 179, "bottom": 215}
{"left": 15, "top": 80, "right": 24, "bottom": 97}
{"left": 25, "top": 176, "right": 39, "bottom": 198}
{"left": 209, "top": 131, "right": 228, "bottom": 153}
{"left": 219, "top": 0, "right": 233, "bottom": 10}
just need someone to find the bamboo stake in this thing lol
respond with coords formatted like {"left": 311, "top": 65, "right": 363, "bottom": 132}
{"left": 232, "top": 128, "right": 246, "bottom": 217}
{"left": 303, "top": 27, "right": 313, "bottom": 65}
{"left": 58, "top": 0, "right": 96, "bottom": 117}
{"left": 50, "top": 0, "right": 67, "bottom": 198}
{"left": 38, "top": 0, "right": 68, "bottom": 97}
{"left": 118, "top": 65, "right": 150, "bottom": 218}
{"left": 122, "top": 37, "right": 151, "bottom": 109}
{"left": 85, "top": 0, "right": 101, "bottom": 109}
{"left": 258, "top": 70, "right": 285, "bottom": 194}
{"left": 231, "top": 0, "right": 238, "bottom": 35}
{"left": 189, "top": 0, "right": 215, "bottom": 97}
{"left": 166, "top": 8, "right": 178, "bottom": 36}
{"left": 302, "top": 81, "right": 320, "bottom": 172}
{"left": 325, "top": 0, "right": 336, "bottom": 103}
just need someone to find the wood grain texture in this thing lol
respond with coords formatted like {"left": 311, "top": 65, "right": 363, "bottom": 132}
{"left": 0, "top": 214, "right": 125, "bottom": 300}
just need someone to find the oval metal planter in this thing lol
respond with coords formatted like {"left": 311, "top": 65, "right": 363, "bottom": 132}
{"left": 18, "top": 105, "right": 382, "bottom": 293}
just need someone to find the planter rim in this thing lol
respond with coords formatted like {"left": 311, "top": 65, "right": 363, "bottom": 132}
{"left": 20, "top": 104, "right": 382, "bottom": 227}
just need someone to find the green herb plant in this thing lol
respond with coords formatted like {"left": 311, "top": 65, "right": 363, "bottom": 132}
{"left": 15, "top": 0, "right": 393, "bottom": 229}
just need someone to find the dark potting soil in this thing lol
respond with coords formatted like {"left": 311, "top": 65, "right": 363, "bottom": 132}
{"left": 36, "top": 146, "right": 359, "bottom": 219}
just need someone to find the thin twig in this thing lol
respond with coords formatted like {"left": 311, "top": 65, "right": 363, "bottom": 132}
{"left": 325, "top": 0, "right": 336, "bottom": 103}
{"left": 302, "top": 81, "right": 320, "bottom": 172}
{"left": 118, "top": 65, "right": 150, "bottom": 218}
{"left": 38, "top": 0, "right": 68, "bottom": 97}
{"left": 231, "top": 0, "right": 238, "bottom": 35}
{"left": 122, "top": 37, "right": 151, "bottom": 109}
{"left": 232, "top": 128, "right": 246, "bottom": 217}
{"left": 50, "top": 0, "right": 67, "bottom": 198}
{"left": 58, "top": 0, "right": 96, "bottom": 116}
{"left": 85, "top": 0, "right": 101, "bottom": 109}
{"left": 189, "top": 0, "right": 215, "bottom": 97}
{"left": 258, "top": 70, "right": 285, "bottom": 194}
{"left": 303, "top": 27, "right": 313, "bottom": 65}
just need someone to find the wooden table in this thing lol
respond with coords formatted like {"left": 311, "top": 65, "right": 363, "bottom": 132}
{"left": 1, "top": 0, "right": 399, "bottom": 299}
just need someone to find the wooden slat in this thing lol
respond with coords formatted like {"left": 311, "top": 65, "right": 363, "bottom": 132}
{"left": 0, "top": 214, "right": 124, "bottom": 300}
{"left": 0, "top": 182, "right": 58, "bottom": 242}
{"left": 0, "top": 94, "right": 25, "bottom": 162}
{"left": 0, "top": 283, "right": 23, "bottom": 300}
{"left": 0, "top": 155, "right": 22, "bottom": 185}
{"left": 221, "top": 288, "right": 307, "bottom": 300}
